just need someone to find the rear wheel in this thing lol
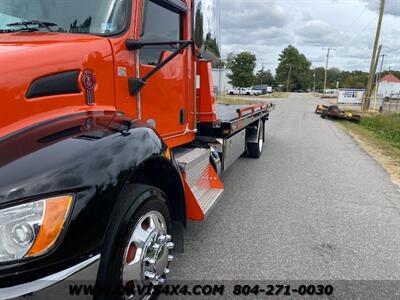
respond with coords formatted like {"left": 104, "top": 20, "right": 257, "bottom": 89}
{"left": 247, "top": 121, "right": 264, "bottom": 158}
{"left": 96, "top": 185, "right": 173, "bottom": 300}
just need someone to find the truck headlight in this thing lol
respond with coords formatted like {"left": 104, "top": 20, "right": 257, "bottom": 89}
{"left": 0, "top": 196, "right": 73, "bottom": 263}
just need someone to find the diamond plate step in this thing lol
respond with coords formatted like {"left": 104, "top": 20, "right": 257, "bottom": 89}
{"left": 192, "top": 187, "right": 224, "bottom": 215}
{"left": 174, "top": 148, "right": 224, "bottom": 219}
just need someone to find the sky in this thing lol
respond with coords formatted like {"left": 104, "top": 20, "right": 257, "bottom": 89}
{"left": 220, "top": 0, "right": 400, "bottom": 73}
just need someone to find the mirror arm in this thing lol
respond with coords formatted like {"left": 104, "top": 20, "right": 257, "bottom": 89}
{"left": 126, "top": 39, "right": 192, "bottom": 50}
{"left": 126, "top": 40, "right": 193, "bottom": 96}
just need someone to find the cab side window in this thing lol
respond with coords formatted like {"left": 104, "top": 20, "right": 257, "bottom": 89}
{"left": 140, "top": 0, "right": 182, "bottom": 66}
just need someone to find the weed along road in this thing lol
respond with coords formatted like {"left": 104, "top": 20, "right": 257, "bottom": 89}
{"left": 169, "top": 93, "right": 400, "bottom": 282}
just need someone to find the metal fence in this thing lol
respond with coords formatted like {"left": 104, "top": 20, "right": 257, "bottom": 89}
{"left": 380, "top": 97, "right": 400, "bottom": 114}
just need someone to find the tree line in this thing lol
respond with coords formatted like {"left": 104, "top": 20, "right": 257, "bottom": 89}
{"left": 215, "top": 45, "right": 398, "bottom": 91}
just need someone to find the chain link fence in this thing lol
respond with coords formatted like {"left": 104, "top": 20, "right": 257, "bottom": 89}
{"left": 380, "top": 97, "right": 400, "bottom": 113}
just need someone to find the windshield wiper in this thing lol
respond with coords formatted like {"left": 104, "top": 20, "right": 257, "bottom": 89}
{"left": 6, "top": 21, "right": 58, "bottom": 32}
{"left": 0, "top": 28, "right": 39, "bottom": 33}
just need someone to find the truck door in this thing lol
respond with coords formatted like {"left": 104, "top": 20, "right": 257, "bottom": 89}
{"left": 138, "top": 0, "right": 190, "bottom": 145}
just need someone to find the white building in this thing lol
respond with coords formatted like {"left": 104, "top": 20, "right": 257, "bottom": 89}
{"left": 378, "top": 74, "right": 400, "bottom": 98}
{"left": 212, "top": 68, "right": 232, "bottom": 95}
{"left": 338, "top": 89, "right": 364, "bottom": 104}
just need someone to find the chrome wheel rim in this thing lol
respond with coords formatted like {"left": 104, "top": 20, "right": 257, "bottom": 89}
{"left": 122, "top": 211, "right": 174, "bottom": 298}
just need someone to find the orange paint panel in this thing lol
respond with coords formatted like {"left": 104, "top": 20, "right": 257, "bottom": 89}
{"left": 182, "top": 174, "right": 205, "bottom": 221}
{"left": 208, "top": 164, "right": 224, "bottom": 189}
{"left": 196, "top": 61, "right": 217, "bottom": 123}
{"left": 0, "top": 33, "right": 115, "bottom": 139}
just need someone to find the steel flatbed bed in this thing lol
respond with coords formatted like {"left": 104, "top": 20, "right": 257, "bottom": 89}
{"left": 197, "top": 102, "right": 275, "bottom": 138}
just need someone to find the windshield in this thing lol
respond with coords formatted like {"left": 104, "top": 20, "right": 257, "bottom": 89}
{"left": 0, "top": 0, "right": 129, "bottom": 35}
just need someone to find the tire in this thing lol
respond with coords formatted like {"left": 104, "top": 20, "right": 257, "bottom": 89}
{"left": 247, "top": 121, "right": 264, "bottom": 158}
{"left": 96, "top": 184, "right": 172, "bottom": 300}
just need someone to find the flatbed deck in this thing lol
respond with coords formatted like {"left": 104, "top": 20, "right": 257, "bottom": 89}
{"left": 197, "top": 102, "right": 275, "bottom": 138}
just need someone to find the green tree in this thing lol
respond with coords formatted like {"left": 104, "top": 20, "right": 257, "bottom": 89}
{"left": 339, "top": 71, "right": 368, "bottom": 89}
{"left": 312, "top": 67, "right": 369, "bottom": 90}
{"left": 213, "top": 52, "right": 235, "bottom": 69}
{"left": 227, "top": 52, "right": 257, "bottom": 87}
{"left": 275, "top": 45, "right": 312, "bottom": 91}
{"left": 255, "top": 67, "right": 274, "bottom": 86}
{"left": 312, "top": 67, "right": 326, "bottom": 90}
{"left": 327, "top": 68, "right": 341, "bottom": 88}
{"left": 225, "top": 52, "right": 235, "bottom": 70}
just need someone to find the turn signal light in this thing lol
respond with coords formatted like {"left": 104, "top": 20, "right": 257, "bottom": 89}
{"left": 28, "top": 196, "right": 73, "bottom": 256}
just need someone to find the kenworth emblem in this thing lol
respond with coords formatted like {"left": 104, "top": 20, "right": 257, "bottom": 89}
{"left": 82, "top": 70, "right": 96, "bottom": 106}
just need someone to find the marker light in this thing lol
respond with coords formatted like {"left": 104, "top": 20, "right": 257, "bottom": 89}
{"left": 0, "top": 196, "right": 73, "bottom": 263}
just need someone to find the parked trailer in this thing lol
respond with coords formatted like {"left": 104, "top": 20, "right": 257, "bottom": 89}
{"left": 0, "top": 0, "right": 274, "bottom": 298}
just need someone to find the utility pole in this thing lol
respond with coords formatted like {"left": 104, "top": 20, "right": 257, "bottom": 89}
{"left": 286, "top": 64, "right": 292, "bottom": 92}
{"left": 373, "top": 53, "right": 386, "bottom": 110}
{"left": 369, "top": 44, "right": 382, "bottom": 110}
{"left": 363, "top": 0, "right": 386, "bottom": 112}
{"left": 323, "top": 48, "right": 331, "bottom": 96}
{"left": 313, "top": 68, "right": 316, "bottom": 93}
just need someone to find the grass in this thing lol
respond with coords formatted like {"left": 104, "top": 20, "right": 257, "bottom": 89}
{"left": 339, "top": 113, "right": 400, "bottom": 186}
{"left": 217, "top": 92, "right": 289, "bottom": 105}
{"left": 259, "top": 92, "right": 290, "bottom": 99}
{"left": 217, "top": 97, "right": 261, "bottom": 105}
{"left": 359, "top": 114, "right": 400, "bottom": 149}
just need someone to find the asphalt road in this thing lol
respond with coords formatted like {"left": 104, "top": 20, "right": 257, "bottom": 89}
{"left": 167, "top": 93, "right": 400, "bottom": 291}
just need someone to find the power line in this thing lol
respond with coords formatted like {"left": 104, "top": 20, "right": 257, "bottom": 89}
{"left": 351, "top": 57, "right": 371, "bottom": 70}
{"left": 338, "top": 16, "right": 378, "bottom": 51}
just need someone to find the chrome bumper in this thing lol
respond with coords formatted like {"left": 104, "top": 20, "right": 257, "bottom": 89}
{"left": 0, "top": 255, "right": 100, "bottom": 300}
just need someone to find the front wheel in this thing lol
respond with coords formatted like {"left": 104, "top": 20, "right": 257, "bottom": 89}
{"left": 96, "top": 185, "right": 173, "bottom": 300}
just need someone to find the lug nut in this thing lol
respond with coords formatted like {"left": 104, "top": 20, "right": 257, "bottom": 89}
{"left": 144, "top": 271, "right": 156, "bottom": 279}
{"left": 147, "top": 258, "right": 156, "bottom": 265}
{"left": 168, "top": 255, "right": 174, "bottom": 262}
{"left": 164, "top": 268, "right": 170, "bottom": 274}
{"left": 152, "top": 243, "right": 161, "bottom": 250}
{"left": 158, "top": 235, "right": 166, "bottom": 242}
{"left": 151, "top": 280, "right": 159, "bottom": 286}
{"left": 166, "top": 242, "right": 174, "bottom": 250}
{"left": 157, "top": 276, "right": 165, "bottom": 284}
{"left": 166, "top": 235, "right": 172, "bottom": 242}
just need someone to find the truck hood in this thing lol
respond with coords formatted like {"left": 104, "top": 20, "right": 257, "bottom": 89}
{"left": 0, "top": 32, "right": 115, "bottom": 139}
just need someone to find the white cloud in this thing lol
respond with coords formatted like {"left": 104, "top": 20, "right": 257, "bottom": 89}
{"left": 361, "top": 0, "right": 400, "bottom": 16}
{"left": 295, "top": 20, "right": 347, "bottom": 47}
{"left": 221, "top": 0, "right": 290, "bottom": 47}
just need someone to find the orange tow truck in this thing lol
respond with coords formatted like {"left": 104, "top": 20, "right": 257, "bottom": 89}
{"left": 0, "top": 0, "right": 274, "bottom": 298}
